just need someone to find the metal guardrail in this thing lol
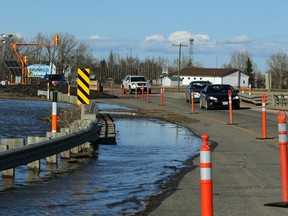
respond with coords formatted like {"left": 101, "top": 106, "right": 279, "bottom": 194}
{"left": 239, "top": 93, "right": 263, "bottom": 105}
{"left": 0, "top": 119, "right": 100, "bottom": 171}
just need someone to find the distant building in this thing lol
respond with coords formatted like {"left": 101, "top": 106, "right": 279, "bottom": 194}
{"left": 172, "top": 67, "right": 249, "bottom": 87}
{"left": 162, "top": 76, "right": 183, "bottom": 87}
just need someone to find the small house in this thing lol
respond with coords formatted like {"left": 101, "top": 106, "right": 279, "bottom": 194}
{"left": 172, "top": 68, "right": 249, "bottom": 87}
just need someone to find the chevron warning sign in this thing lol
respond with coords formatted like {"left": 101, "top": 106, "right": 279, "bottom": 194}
{"left": 77, "top": 68, "right": 90, "bottom": 104}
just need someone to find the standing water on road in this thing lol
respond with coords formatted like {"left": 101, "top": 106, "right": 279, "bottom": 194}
{"left": 0, "top": 101, "right": 203, "bottom": 215}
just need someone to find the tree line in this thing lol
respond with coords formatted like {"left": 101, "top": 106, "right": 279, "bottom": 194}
{"left": 0, "top": 32, "right": 287, "bottom": 89}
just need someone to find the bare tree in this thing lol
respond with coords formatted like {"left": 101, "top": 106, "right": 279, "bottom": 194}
{"left": 267, "top": 52, "right": 288, "bottom": 89}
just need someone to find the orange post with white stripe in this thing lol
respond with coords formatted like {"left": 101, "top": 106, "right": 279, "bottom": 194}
{"left": 200, "top": 134, "right": 213, "bottom": 216}
{"left": 248, "top": 84, "right": 252, "bottom": 95}
{"left": 51, "top": 91, "right": 57, "bottom": 133}
{"left": 278, "top": 112, "right": 288, "bottom": 202}
{"left": 262, "top": 94, "right": 267, "bottom": 138}
{"left": 67, "top": 84, "right": 71, "bottom": 96}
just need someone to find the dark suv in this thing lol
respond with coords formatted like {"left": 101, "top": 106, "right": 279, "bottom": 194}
{"left": 38, "top": 74, "right": 67, "bottom": 86}
{"left": 185, "top": 80, "right": 211, "bottom": 103}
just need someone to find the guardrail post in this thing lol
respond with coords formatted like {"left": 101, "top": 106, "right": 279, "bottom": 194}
{"left": 27, "top": 136, "right": 49, "bottom": 171}
{"left": 52, "top": 91, "right": 58, "bottom": 133}
{"left": 1, "top": 138, "right": 25, "bottom": 179}
{"left": 265, "top": 111, "right": 288, "bottom": 207}
{"left": 200, "top": 134, "right": 213, "bottom": 216}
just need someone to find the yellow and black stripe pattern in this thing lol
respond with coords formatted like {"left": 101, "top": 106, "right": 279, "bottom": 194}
{"left": 77, "top": 68, "right": 90, "bottom": 104}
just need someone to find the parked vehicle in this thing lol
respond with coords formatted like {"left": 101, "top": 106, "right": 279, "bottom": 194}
{"left": 185, "top": 80, "right": 211, "bottom": 103}
{"left": 199, "top": 84, "right": 240, "bottom": 110}
{"left": 38, "top": 74, "right": 67, "bottom": 86}
{"left": 122, "top": 75, "right": 151, "bottom": 94}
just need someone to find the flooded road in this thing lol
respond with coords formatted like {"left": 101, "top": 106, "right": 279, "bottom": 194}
{"left": 0, "top": 100, "right": 203, "bottom": 215}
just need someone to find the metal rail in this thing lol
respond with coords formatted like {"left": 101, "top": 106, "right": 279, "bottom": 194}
{"left": 0, "top": 119, "right": 100, "bottom": 171}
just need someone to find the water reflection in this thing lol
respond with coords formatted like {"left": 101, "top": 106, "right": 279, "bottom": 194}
{"left": 0, "top": 116, "right": 202, "bottom": 215}
{"left": 0, "top": 102, "right": 202, "bottom": 215}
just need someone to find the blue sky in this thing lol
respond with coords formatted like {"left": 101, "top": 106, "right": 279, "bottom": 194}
{"left": 2, "top": 0, "right": 288, "bottom": 72}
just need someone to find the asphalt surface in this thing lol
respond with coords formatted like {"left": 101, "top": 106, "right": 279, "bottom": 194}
{"left": 97, "top": 90, "right": 288, "bottom": 216}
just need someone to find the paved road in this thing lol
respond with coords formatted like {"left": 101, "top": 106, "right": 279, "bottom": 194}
{"left": 97, "top": 90, "right": 288, "bottom": 216}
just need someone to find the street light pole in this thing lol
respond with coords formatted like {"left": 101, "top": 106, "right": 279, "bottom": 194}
{"left": 173, "top": 43, "right": 187, "bottom": 93}
{"left": 1, "top": 34, "right": 13, "bottom": 82}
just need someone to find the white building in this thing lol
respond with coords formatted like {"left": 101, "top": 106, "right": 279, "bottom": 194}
{"left": 173, "top": 68, "right": 250, "bottom": 87}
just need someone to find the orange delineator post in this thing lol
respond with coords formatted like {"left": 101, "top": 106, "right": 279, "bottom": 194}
{"left": 142, "top": 84, "right": 145, "bottom": 101}
{"left": 278, "top": 112, "right": 288, "bottom": 201}
{"left": 191, "top": 90, "right": 195, "bottom": 113}
{"left": 241, "top": 85, "right": 245, "bottom": 93}
{"left": 51, "top": 92, "right": 57, "bottom": 133}
{"left": 200, "top": 134, "right": 213, "bottom": 216}
{"left": 262, "top": 94, "right": 267, "bottom": 138}
{"left": 248, "top": 84, "right": 252, "bottom": 95}
{"left": 265, "top": 112, "right": 288, "bottom": 208}
{"left": 67, "top": 84, "right": 71, "bottom": 96}
{"left": 120, "top": 85, "right": 123, "bottom": 97}
{"left": 228, "top": 90, "right": 233, "bottom": 124}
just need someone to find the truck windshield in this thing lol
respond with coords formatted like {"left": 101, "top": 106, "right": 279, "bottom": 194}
{"left": 131, "top": 77, "right": 146, "bottom": 82}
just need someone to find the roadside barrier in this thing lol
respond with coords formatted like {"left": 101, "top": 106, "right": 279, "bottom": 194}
{"left": 200, "top": 134, "right": 213, "bottom": 216}
{"left": 228, "top": 90, "right": 233, "bottom": 125}
{"left": 191, "top": 90, "right": 195, "bottom": 113}
{"left": 160, "top": 88, "right": 164, "bottom": 106}
{"left": 265, "top": 111, "right": 288, "bottom": 207}
{"left": 52, "top": 92, "right": 58, "bottom": 133}
{"left": 262, "top": 94, "right": 267, "bottom": 138}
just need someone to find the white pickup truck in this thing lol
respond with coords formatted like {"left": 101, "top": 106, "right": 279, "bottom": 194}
{"left": 122, "top": 75, "right": 151, "bottom": 94}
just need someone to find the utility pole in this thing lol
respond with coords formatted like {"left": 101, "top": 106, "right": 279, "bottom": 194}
{"left": 189, "top": 38, "right": 194, "bottom": 67}
{"left": 173, "top": 43, "right": 187, "bottom": 93}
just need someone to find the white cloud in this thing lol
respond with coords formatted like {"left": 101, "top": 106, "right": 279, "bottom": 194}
{"left": 231, "top": 35, "right": 249, "bottom": 42}
{"left": 89, "top": 34, "right": 106, "bottom": 40}
{"left": 144, "top": 34, "right": 164, "bottom": 42}
{"left": 167, "top": 31, "right": 210, "bottom": 45}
